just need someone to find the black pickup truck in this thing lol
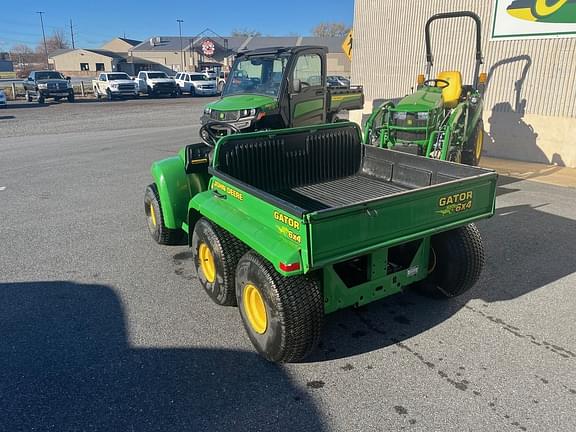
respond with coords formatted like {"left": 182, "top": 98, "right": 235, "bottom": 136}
{"left": 23, "top": 70, "right": 75, "bottom": 104}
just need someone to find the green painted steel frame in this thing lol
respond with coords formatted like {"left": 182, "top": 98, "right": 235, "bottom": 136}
{"left": 323, "top": 237, "right": 431, "bottom": 314}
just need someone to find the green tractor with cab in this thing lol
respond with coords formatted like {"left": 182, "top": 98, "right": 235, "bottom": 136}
{"left": 144, "top": 121, "right": 497, "bottom": 362}
{"left": 363, "top": 11, "right": 486, "bottom": 166}
{"left": 199, "top": 45, "right": 364, "bottom": 145}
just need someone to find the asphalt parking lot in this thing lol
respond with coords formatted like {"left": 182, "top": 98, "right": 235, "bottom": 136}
{"left": 1, "top": 98, "right": 575, "bottom": 432}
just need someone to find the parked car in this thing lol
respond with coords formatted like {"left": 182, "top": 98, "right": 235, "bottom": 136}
{"left": 0, "top": 89, "right": 6, "bottom": 108}
{"left": 92, "top": 72, "right": 138, "bottom": 100}
{"left": 136, "top": 71, "right": 178, "bottom": 97}
{"left": 217, "top": 71, "right": 228, "bottom": 94}
{"left": 23, "top": 70, "right": 75, "bottom": 104}
{"left": 174, "top": 72, "right": 218, "bottom": 96}
{"left": 327, "top": 75, "right": 351, "bottom": 88}
{"left": 202, "top": 69, "right": 217, "bottom": 79}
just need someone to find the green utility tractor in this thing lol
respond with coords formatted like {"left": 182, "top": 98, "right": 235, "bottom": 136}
{"left": 363, "top": 11, "right": 487, "bottom": 166}
{"left": 199, "top": 46, "right": 364, "bottom": 145}
{"left": 144, "top": 122, "right": 497, "bottom": 362}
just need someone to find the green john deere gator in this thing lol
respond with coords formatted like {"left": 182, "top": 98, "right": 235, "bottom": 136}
{"left": 363, "top": 11, "right": 486, "bottom": 166}
{"left": 144, "top": 122, "right": 497, "bottom": 362}
{"left": 199, "top": 45, "right": 364, "bottom": 145}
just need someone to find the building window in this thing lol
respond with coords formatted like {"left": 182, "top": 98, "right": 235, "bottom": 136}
{"left": 96, "top": 63, "right": 105, "bottom": 71}
{"left": 80, "top": 63, "right": 89, "bottom": 71}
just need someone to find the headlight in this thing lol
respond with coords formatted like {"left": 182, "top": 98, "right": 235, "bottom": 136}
{"left": 240, "top": 108, "right": 256, "bottom": 118}
{"left": 204, "top": 107, "right": 212, "bottom": 115}
{"left": 67, "top": 81, "right": 73, "bottom": 88}
{"left": 393, "top": 112, "right": 407, "bottom": 120}
{"left": 37, "top": 83, "right": 48, "bottom": 89}
{"left": 417, "top": 112, "right": 429, "bottom": 121}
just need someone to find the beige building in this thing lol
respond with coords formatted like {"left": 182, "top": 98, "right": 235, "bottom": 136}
{"left": 49, "top": 38, "right": 143, "bottom": 76}
{"left": 130, "top": 35, "right": 351, "bottom": 75}
{"left": 49, "top": 49, "right": 125, "bottom": 76}
{"left": 101, "top": 37, "right": 141, "bottom": 52}
{"left": 350, "top": 0, "right": 576, "bottom": 168}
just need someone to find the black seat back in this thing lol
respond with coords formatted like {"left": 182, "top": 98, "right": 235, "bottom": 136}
{"left": 214, "top": 124, "right": 362, "bottom": 192}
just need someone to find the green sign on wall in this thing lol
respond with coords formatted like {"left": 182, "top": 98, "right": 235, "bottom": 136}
{"left": 492, "top": 0, "right": 576, "bottom": 39}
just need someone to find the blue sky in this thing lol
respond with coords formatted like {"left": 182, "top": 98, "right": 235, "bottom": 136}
{"left": 0, "top": 0, "right": 354, "bottom": 50}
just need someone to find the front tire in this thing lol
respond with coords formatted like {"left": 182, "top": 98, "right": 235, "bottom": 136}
{"left": 235, "top": 251, "right": 324, "bottom": 363}
{"left": 37, "top": 94, "right": 45, "bottom": 104}
{"left": 26, "top": 91, "right": 32, "bottom": 102}
{"left": 67, "top": 93, "right": 75, "bottom": 103}
{"left": 462, "top": 121, "right": 484, "bottom": 166}
{"left": 192, "top": 218, "right": 248, "bottom": 306}
{"left": 106, "top": 89, "right": 113, "bottom": 101}
{"left": 144, "top": 184, "right": 186, "bottom": 245}
{"left": 417, "top": 224, "right": 485, "bottom": 298}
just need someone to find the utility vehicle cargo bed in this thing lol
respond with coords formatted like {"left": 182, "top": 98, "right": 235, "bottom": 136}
{"left": 207, "top": 123, "right": 497, "bottom": 268}
{"left": 276, "top": 173, "right": 411, "bottom": 212}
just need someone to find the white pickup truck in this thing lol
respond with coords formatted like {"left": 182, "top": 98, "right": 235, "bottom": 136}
{"left": 92, "top": 72, "right": 139, "bottom": 100}
{"left": 136, "top": 71, "right": 178, "bottom": 97}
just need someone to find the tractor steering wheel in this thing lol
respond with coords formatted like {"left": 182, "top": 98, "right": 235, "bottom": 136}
{"left": 424, "top": 79, "right": 451, "bottom": 89}
{"left": 199, "top": 121, "right": 241, "bottom": 147}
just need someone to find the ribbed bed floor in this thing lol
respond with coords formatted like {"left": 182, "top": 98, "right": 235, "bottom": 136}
{"left": 276, "top": 174, "right": 412, "bottom": 211}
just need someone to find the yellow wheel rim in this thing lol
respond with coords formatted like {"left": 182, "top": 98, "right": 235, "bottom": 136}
{"left": 198, "top": 243, "right": 216, "bottom": 283}
{"left": 243, "top": 284, "right": 268, "bottom": 334}
{"left": 475, "top": 128, "right": 484, "bottom": 162}
{"left": 149, "top": 202, "right": 157, "bottom": 227}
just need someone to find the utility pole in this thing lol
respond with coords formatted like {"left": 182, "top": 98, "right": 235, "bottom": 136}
{"left": 37, "top": 11, "right": 49, "bottom": 69}
{"left": 69, "top": 18, "right": 75, "bottom": 49}
{"left": 177, "top": 19, "right": 184, "bottom": 71}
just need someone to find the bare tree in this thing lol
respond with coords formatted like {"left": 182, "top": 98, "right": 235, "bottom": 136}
{"left": 312, "top": 22, "right": 350, "bottom": 37}
{"left": 231, "top": 28, "right": 262, "bottom": 37}
{"left": 37, "top": 29, "right": 70, "bottom": 54}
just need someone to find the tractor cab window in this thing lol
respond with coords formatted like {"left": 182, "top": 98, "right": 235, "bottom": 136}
{"left": 293, "top": 54, "right": 322, "bottom": 88}
{"left": 223, "top": 53, "right": 288, "bottom": 98}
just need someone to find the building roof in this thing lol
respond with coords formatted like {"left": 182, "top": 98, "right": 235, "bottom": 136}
{"left": 116, "top": 37, "right": 142, "bottom": 47}
{"left": 132, "top": 36, "right": 346, "bottom": 54}
{"left": 48, "top": 48, "right": 127, "bottom": 60}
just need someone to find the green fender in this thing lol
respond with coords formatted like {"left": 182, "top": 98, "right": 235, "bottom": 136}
{"left": 150, "top": 149, "right": 209, "bottom": 230}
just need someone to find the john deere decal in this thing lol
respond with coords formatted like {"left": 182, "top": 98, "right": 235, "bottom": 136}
{"left": 493, "top": 0, "right": 576, "bottom": 39}
{"left": 507, "top": 0, "right": 576, "bottom": 23}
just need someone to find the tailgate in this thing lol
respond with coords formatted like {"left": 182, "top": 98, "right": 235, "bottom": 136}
{"left": 306, "top": 172, "right": 497, "bottom": 268}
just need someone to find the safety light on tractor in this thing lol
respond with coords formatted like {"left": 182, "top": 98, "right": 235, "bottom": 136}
{"left": 279, "top": 262, "right": 300, "bottom": 272}
{"left": 478, "top": 73, "right": 487, "bottom": 85}
{"left": 417, "top": 74, "right": 425, "bottom": 86}
{"left": 256, "top": 111, "right": 266, "bottom": 121}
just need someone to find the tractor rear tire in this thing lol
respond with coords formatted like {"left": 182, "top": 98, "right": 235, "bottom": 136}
{"left": 235, "top": 251, "right": 324, "bottom": 363}
{"left": 462, "top": 121, "right": 484, "bottom": 166}
{"left": 144, "top": 183, "right": 186, "bottom": 245}
{"left": 192, "top": 218, "right": 249, "bottom": 306}
{"left": 416, "top": 224, "right": 485, "bottom": 298}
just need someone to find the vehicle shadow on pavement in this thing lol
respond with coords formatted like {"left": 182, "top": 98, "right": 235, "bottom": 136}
{"left": 4, "top": 103, "right": 50, "bottom": 109}
{"left": 0, "top": 281, "right": 327, "bottom": 432}
{"left": 311, "top": 199, "right": 576, "bottom": 361}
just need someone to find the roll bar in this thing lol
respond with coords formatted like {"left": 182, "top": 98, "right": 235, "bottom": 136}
{"left": 424, "top": 11, "right": 483, "bottom": 88}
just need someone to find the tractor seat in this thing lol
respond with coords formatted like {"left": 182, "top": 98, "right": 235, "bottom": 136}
{"left": 437, "top": 71, "right": 463, "bottom": 108}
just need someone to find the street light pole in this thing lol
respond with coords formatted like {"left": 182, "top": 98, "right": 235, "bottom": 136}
{"left": 177, "top": 19, "right": 184, "bottom": 72}
{"left": 37, "top": 11, "right": 49, "bottom": 69}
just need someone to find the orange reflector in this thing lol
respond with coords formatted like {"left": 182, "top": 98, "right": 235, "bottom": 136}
{"left": 279, "top": 262, "right": 300, "bottom": 272}
{"left": 256, "top": 111, "right": 266, "bottom": 121}
{"left": 417, "top": 74, "right": 425, "bottom": 85}
{"left": 479, "top": 72, "right": 487, "bottom": 84}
